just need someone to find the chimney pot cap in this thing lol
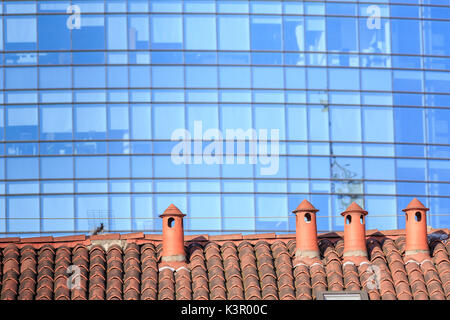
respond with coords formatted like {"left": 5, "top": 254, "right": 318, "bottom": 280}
{"left": 159, "top": 204, "right": 186, "bottom": 218}
{"left": 293, "top": 199, "right": 318, "bottom": 213}
{"left": 402, "top": 198, "right": 429, "bottom": 212}
{"left": 341, "top": 202, "right": 368, "bottom": 216}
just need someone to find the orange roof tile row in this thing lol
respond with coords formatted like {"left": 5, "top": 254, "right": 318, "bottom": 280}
{"left": 0, "top": 229, "right": 448, "bottom": 300}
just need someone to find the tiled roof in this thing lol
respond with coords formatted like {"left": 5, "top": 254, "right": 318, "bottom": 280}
{"left": 0, "top": 229, "right": 449, "bottom": 300}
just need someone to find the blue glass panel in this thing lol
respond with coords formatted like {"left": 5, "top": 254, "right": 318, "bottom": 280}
{"left": 185, "top": 15, "right": 216, "bottom": 50}
{"left": 256, "top": 195, "right": 288, "bottom": 231}
{"left": 428, "top": 109, "right": 450, "bottom": 145}
{"left": 109, "top": 156, "right": 130, "bottom": 178}
{"left": 151, "top": 15, "right": 183, "bottom": 49}
{"left": 6, "top": 157, "right": 39, "bottom": 180}
{"left": 286, "top": 105, "right": 307, "bottom": 140}
{"left": 425, "top": 71, "right": 450, "bottom": 94}
{"left": 429, "top": 197, "right": 450, "bottom": 229}
{"left": 74, "top": 66, "right": 106, "bottom": 88}
{"left": 5, "top": 16, "right": 37, "bottom": 51}
{"left": 131, "top": 156, "right": 153, "bottom": 178}
{"left": 307, "top": 68, "right": 327, "bottom": 89}
{"left": 110, "top": 195, "right": 131, "bottom": 231}
{"left": 284, "top": 16, "right": 304, "bottom": 51}
{"left": 129, "top": 66, "right": 151, "bottom": 87}
{"left": 129, "top": 15, "right": 149, "bottom": 49}
{"left": 40, "top": 142, "right": 73, "bottom": 155}
{"left": 365, "top": 196, "right": 397, "bottom": 230}
{"left": 305, "top": 17, "right": 325, "bottom": 52}
{"left": 221, "top": 104, "right": 252, "bottom": 130}
{"left": 361, "top": 69, "right": 392, "bottom": 91}
{"left": 254, "top": 105, "right": 286, "bottom": 139}
{"left": 397, "top": 159, "right": 426, "bottom": 181}
{"left": 6, "top": 106, "right": 39, "bottom": 141}
{"left": 218, "top": 1, "right": 248, "bottom": 13}
{"left": 311, "top": 194, "right": 331, "bottom": 231}
{"left": 285, "top": 67, "right": 306, "bottom": 89}
{"left": 109, "top": 105, "right": 129, "bottom": 139}
{"left": 6, "top": 143, "right": 38, "bottom": 156}
{"left": 106, "top": 15, "right": 127, "bottom": 50}
{"left": 308, "top": 105, "right": 329, "bottom": 141}
{"left": 218, "top": 15, "right": 249, "bottom": 50}
{"left": 397, "top": 182, "right": 426, "bottom": 196}
{"left": 391, "top": 19, "right": 422, "bottom": 54}
{"left": 188, "top": 163, "right": 221, "bottom": 178}
{"left": 0, "top": 106, "right": 3, "bottom": 141}
{"left": 188, "top": 195, "right": 221, "bottom": 231}
{"left": 253, "top": 67, "right": 284, "bottom": 89}
{"left": 39, "top": 67, "right": 72, "bottom": 89}
{"left": 186, "top": 66, "right": 218, "bottom": 88}
{"left": 152, "top": 66, "right": 184, "bottom": 87}
{"left": 391, "top": 5, "right": 420, "bottom": 17}
{"left": 7, "top": 182, "right": 39, "bottom": 195}
{"left": 8, "top": 197, "right": 40, "bottom": 233}
{"left": 133, "top": 195, "right": 154, "bottom": 231}
{"left": 74, "top": 141, "right": 107, "bottom": 154}
{"left": 73, "top": 52, "right": 105, "bottom": 64}
{"left": 393, "top": 70, "right": 423, "bottom": 92}
{"left": 363, "top": 107, "right": 394, "bottom": 142}
{"left": 41, "top": 104, "right": 72, "bottom": 140}
{"left": 74, "top": 105, "right": 107, "bottom": 139}
{"left": 151, "top": 0, "right": 182, "bottom": 13}
{"left": 153, "top": 104, "right": 184, "bottom": 139}
{"left": 429, "top": 160, "right": 450, "bottom": 182}
{"left": 185, "top": 52, "right": 216, "bottom": 64}
{"left": 392, "top": 55, "right": 422, "bottom": 69}
{"left": 72, "top": 16, "right": 105, "bottom": 50}
{"left": 42, "top": 196, "right": 74, "bottom": 232}
{"left": 327, "top": 17, "right": 358, "bottom": 52}
{"left": 75, "top": 156, "right": 107, "bottom": 178}
{"left": 223, "top": 195, "right": 255, "bottom": 231}
{"left": 5, "top": 67, "right": 37, "bottom": 89}
{"left": 394, "top": 108, "right": 425, "bottom": 143}
{"left": 394, "top": 93, "right": 423, "bottom": 107}
{"left": 424, "top": 20, "right": 450, "bottom": 56}
{"left": 38, "top": 15, "right": 70, "bottom": 50}
{"left": 326, "top": 3, "right": 356, "bottom": 15}
{"left": 396, "top": 144, "right": 425, "bottom": 158}
{"left": 41, "top": 157, "right": 74, "bottom": 179}
{"left": 331, "top": 106, "right": 361, "bottom": 142}
{"left": 252, "top": 52, "right": 282, "bottom": 65}
{"left": 365, "top": 158, "right": 395, "bottom": 180}
{"left": 251, "top": 16, "right": 282, "bottom": 51}
{"left": 220, "top": 66, "right": 250, "bottom": 88}
{"left": 287, "top": 157, "right": 309, "bottom": 178}
{"left": 329, "top": 69, "right": 359, "bottom": 90}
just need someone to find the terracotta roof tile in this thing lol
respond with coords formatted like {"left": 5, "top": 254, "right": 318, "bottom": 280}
{"left": 0, "top": 229, "right": 448, "bottom": 300}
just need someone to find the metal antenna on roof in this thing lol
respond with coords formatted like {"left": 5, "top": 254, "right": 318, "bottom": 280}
{"left": 91, "top": 222, "right": 104, "bottom": 236}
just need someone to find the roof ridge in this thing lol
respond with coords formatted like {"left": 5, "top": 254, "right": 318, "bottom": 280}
{"left": 0, "top": 228, "right": 448, "bottom": 247}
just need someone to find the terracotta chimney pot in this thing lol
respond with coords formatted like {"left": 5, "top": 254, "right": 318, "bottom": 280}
{"left": 402, "top": 198, "right": 430, "bottom": 259}
{"left": 160, "top": 204, "right": 186, "bottom": 263}
{"left": 292, "top": 199, "right": 320, "bottom": 260}
{"left": 341, "top": 202, "right": 368, "bottom": 263}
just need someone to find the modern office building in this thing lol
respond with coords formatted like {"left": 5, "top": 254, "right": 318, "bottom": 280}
{"left": 0, "top": 0, "right": 449, "bottom": 237}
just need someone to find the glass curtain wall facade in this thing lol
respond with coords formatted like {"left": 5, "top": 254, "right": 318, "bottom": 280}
{"left": 1, "top": 0, "right": 449, "bottom": 236}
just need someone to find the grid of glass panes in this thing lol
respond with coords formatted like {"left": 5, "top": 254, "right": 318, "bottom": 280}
{"left": 1, "top": 0, "right": 450, "bottom": 236}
